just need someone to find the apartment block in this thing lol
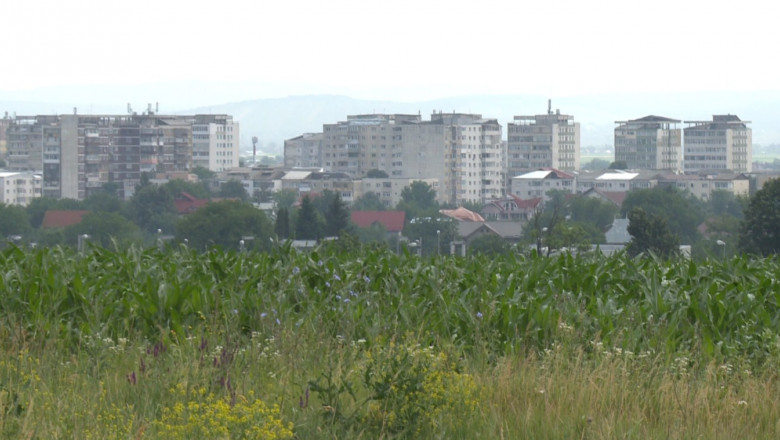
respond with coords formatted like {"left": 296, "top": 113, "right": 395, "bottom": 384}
{"left": 317, "top": 112, "right": 504, "bottom": 205}
{"left": 614, "top": 115, "right": 682, "bottom": 171}
{"left": 0, "top": 171, "right": 42, "bottom": 206}
{"left": 4, "top": 112, "right": 234, "bottom": 200}
{"left": 284, "top": 133, "right": 323, "bottom": 168}
{"left": 191, "top": 114, "right": 240, "bottom": 172}
{"left": 683, "top": 115, "right": 752, "bottom": 173}
{"left": 507, "top": 103, "right": 580, "bottom": 178}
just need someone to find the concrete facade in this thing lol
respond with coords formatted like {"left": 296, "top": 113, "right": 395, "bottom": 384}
{"left": 192, "top": 114, "right": 239, "bottom": 172}
{"left": 614, "top": 115, "right": 682, "bottom": 172}
{"left": 317, "top": 112, "right": 504, "bottom": 205}
{"left": 4, "top": 112, "right": 233, "bottom": 200}
{"left": 507, "top": 104, "right": 580, "bottom": 178}
{"left": 284, "top": 133, "right": 323, "bottom": 168}
{"left": 0, "top": 171, "right": 42, "bottom": 206}
{"left": 683, "top": 115, "right": 752, "bottom": 173}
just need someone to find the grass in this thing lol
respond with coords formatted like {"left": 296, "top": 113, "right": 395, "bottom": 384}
{"left": 1, "top": 245, "right": 779, "bottom": 438}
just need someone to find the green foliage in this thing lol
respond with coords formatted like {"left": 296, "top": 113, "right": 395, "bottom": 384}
{"left": 739, "top": 178, "right": 780, "bottom": 255}
{"left": 0, "top": 204, "right": 31, "bottom": 240}
{"left": 84, "top": 191, "right": 124, "bottom": 213}
{"left": 468, "top": 234, "right": 511, "bottom": 256}
{"left": 64, "top": 211, "right": 142, "bottom": 248}
{"left": 626, "top": 207, "right": 680, "bottom": 258}
{"left": 218, "top": 180, "right": 248, "bottom": 201}
{"left": 621, "top": 186, "right": 704, "bottom": 244}
{"left": 175, "top": 200, "right": 273, "bottom": 250}
{"left": 397, "top": 181, "right": 439, "bottom": 220}
{"left": 402, "top": 217, "right": 456, "bottom": 256}
{"left": 126, "top": 184, "right": 177, "bottom": 234}
{"left": 609, "top": 160, "right": 628, "bottom": 169}
{"left": 274, "top": 207, "right": 291, "bottom": 239}
{"left": 163, "top": 178, "right": 211, "bottom": 199}
{"left": 569, "top": 195, "right": 618, "bottom": 231}
{"left": 273, "top": 189, "right": 298, "bottom": 211}
{"left": 294, "top": 195, "right": 322, "bottom": 240}
{"left": 191, "top": 166, "right": 215, "bottom": 180}
{"left": 324, "top": 193, "right": 352, "bottom": 237}
{"left": 351, "top": 191, "right": 386, "bottom": 211}
{"left": 365, "top": 169, "right": 388, "bottom": 178}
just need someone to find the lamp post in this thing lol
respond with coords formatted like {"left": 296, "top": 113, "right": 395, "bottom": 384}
{"left": 78, "top": 234, "right": 90, "bottom": 253}
{"left": 716, "top": 239, "right": 726, "bottom": 259}
{"left": 436, "top": 230, "right": 441, "bottom": 256}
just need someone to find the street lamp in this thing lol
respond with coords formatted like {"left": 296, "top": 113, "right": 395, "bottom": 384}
{"left": 436, "top": 230, "right": 441, "bottom": 256}
{"left": 78, "top": 234, "right": 90, "bottom": 253}
{"left": 716, "top": 239, "right": 726, "bottom": 259}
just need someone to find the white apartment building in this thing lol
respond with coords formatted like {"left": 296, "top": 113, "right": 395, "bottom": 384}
{"left": 683, "top": 115, "right": 752, "bottom": 173}
{"left": 191, "top": 114, "right": 239, "bottom": 172}
{"left": 507, "top": 103, "right": 580, "bottom": 178}
{"left": 614, "top": 115, "right": 682, "bottom": 172}
{"left": 0, "top": 172, "right": 42, "bottom": 206}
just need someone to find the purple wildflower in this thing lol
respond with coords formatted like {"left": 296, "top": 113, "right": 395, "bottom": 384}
{"left": 476, "top": 312, "right": 483, "bottom": 319}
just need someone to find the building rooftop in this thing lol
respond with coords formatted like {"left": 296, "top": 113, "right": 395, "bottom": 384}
{"left": 351, "top": 211, "right": 406, "bottom": 233}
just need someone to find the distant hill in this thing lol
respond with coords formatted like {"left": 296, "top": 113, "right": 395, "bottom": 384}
{"left": 4, "top": 90, "right": 780, "bottom": 156}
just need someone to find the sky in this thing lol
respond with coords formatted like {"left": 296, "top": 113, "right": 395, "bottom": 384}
{"left": 1, "top": 0, "right": 779, "bottom": 107}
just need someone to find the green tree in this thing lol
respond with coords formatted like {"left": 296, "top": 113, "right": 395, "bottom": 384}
{"left": 352, "top": 191, "right": 386, "bottom": 211}
{"left": 569, "top": 196, "right": 618, "bottom": 231}
{"left": 626, "top": 207, "right": 680, "bottom": 258}
{"left": 739, "top": 178, "right": 780, "bottom": 255}
{"left": 164, "top": 178, "right": 211, "bottom": 199}
{"left": 126, "top": 184, "right": 177, "bottom": 234}
{"left": 294, "top": 195, "right": 323, "bottom": 240}
{"left": 397, "top": 181, "right": 439, "bottom": 220}
{"left": 0, "top": 204, "right": 32, "bottom": 241}
{"left": 583, "top": 158, "right": 611, "bottom": 170}
{"left": 621, "top": 186, "right": 703, "bottom": 244}
{"left": 191, "top": 166, "right": 215, "bottom": 180}
{"left": 468, "top": 234, "right": 511, "bottom": 256}
{"left": 324, "top": 193, "right": 352, "bottom": 237}
{"left": 366, "top": 169, "right": 389, "bottom": 178}
{"left": 84, "top": 191, "right": 124, "bottom": 213}
{"left": 609, "top": 160, "right": 628, "bottom": 169}
{"left": 402, "top": 217, "right": 456, "bottom": 256}
{"left": 274, "top": 189, "right": 299, "bottom": 211}
{"left": 218, "top": 180, "right": 249, "bottom": 201}
{"left": 175, "top": 200, "right": 273, "bottom": 250}
{"left": 65, "top": 211, "right": 142, "bottom": 248}
{"left": 274, "top": 207, "right": 291, "bottom": 239}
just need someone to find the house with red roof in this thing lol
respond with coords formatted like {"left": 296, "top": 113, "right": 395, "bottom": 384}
{"left": 41, "top": 210, "right": 89, "bottom": 228}
{"left": 350, "top": 211, "right": 406, "bottom": 237}
{"left": 174, "top": 192, "right": 211, "bottom": 214}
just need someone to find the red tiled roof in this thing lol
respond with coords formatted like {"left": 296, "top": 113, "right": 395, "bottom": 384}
{"left": 41, "top": 210, "right": 88, "bottom": 228}
{"left": 509, "top": 195, "right": 543, "bottom": 209}
{"left": 174, "top": 192, "right": 210, "bottom": 214}
{"left": 350, "top": 211, "right": 406, "bottom": 232}
{"left": 439, "top": 207, "right": 485, "bottom": 222}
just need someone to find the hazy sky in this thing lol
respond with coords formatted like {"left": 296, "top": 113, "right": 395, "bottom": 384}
{"left": 2, "top": 0, "right": 778, "bottom": 106}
